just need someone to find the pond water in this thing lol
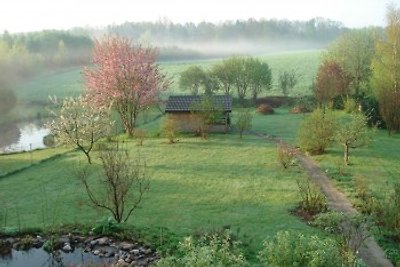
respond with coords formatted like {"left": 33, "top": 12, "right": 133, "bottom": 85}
{"left": 0, "top": 121, "right": 50, "bottom": 154}
{"left": 0, "top": 247, "right": 113, "bottom": 267}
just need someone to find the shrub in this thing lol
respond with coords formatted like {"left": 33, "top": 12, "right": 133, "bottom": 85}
{"left": 313, "top": 212, "right": 371, "bottom": 256}
{"left": 276, "top": 142, "right": 295, "bottom": 169}
{"left": 258, "top": 231, "right": 355, "bottom": 267}
{"left": 298, "top": 108, "right": 338, "bottom": 154}
{"left": 377, "top": 183, "right": 400, "bottom": 238}
{"left": 289, "top": 105, "right": 310, "bottom": 114}
{"left": 161, "top": 115, "right": 180, "bottom": 144}
{"left": 256, "top": 103, "right": 274, "bottom": 115}
{"left": 297, "top": 178, "right": 327, "bottom": 216}
{"left": 344, "top": 97, "right": 359, "bottom": 113}
{"left": 92, "top": 217, "right": 123, "bottom": 235}
{"left": 235, "top": 109, "right": 253, "bottom": 139}
{"left": 133, "top": 129, "right": 147, "bottom": 146}
{"left": 354, "top": 176, "right": 380, "bottom": 215}
{"left": 156, "top": 230, "right": 248, "bottom": 267}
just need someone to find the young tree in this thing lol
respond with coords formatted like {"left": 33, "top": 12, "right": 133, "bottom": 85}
{"left": 235, "top": 109, "right": 253, "bottom": 139}
{"left": 315, "top": 60, "right": 351, "bottom": 107}
{"left": 179, "top": 65, "right": 206, "bottom": 95}
{"left": 279, "top": 70, "right": 298, "bottom": 96}
{"left": 84, "top": 36, "right": 168, "bottom": 137}
{"left": 371, "top": 6, "right": 400, "bottom": 134}
{"left": 246, "top": 58, "right": 272, "bottom": 102}
{"left": 211, "top": 61, "right": 235, "bottom": 95}
{"left": 325, "top": 29, "right": 376, "bottom": 96}
{"left": 336, "top": 113, "right": 370, "bottom": 165}
{"left": 77, "top": 142, "right": 149, "bottom": 223}
{"left": 47, "top": 95, "right": 113, "bottom": 164}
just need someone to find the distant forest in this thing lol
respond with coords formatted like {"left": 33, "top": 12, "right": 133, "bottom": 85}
{"left": 0, "top": 17, "right": 350, "bottom": 82}
{"left": 108, "top": 17, "right": 346, "bottom": 44}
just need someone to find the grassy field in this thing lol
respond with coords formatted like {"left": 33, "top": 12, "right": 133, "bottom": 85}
{"left": 1, "top": 50, "right": 321, "bottom": 125}
{"left": 0, "top": 113, "right": 323, "bottom": 259}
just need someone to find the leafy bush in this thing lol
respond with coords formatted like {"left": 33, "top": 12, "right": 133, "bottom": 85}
{"left": 256, "top": 103, "right": 274, "bottom": 115}
{"left": 161, "top": 115, "right": 180, "bottom": 144}
{"left": 276, "top": 142, "right": 295, "bottom": 169}
{"left": 344, "top": 97, "right": 359, "bottom": 113}
{"left": 298, "top": 108, "right": 337, "bottom": 154}
{"left": 258, "top": 231, "right": 355, "bottom": 267}
{"left": 156, "top": 230, "right": 248, "bottom": 267}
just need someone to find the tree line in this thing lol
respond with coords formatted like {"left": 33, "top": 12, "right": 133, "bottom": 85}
{"left": 108, "top": 17, "right": 346, "bottom": 44}
{"left": 312, "top": 5, "right": 400, "bottom": 135}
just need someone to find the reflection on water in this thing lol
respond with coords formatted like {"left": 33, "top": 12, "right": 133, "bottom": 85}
{"left": 0, "top": 248, "right": 113, "bottom": 267}
{"left": 0, "top": 121, "right": 50, "bottom": 153}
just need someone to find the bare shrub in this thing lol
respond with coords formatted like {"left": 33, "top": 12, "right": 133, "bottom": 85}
{"left": 297, "top": 178, "right": 327, "bottom": 216}
{"left": 161, "top": 115, "right": 180, "bottom": 144}
{"left": 276, "top": 142, "right": 295, "bottom": 169}
{"left": 256, "top": 103, "right": 274, "bottom": 115}
{"left": 76, "top": 142, "right": 149, "bottom": 223}
{"left": 133, "top": 128, "right": 147, "bottom": 146}
{"left": 235, "top": 109, "right": 253, "bottom": 139}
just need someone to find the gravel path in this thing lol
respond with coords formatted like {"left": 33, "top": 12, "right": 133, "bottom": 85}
{"left": 253, "top": 132, "right": 393, "bottom": 267}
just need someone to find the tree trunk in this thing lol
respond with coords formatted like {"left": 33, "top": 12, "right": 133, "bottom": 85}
{"left": 344, "top": 143, "right": 349, "bottom": 165}
{"left": 84, "top": 151, "right": 92, "bottom": 164}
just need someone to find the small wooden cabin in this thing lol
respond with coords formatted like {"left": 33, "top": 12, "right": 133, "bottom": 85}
{"left": 165, "top": 95, "right": 232, "bottom": 133}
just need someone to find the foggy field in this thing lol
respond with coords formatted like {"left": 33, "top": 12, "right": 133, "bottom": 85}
{"left": 2, "top": 49, "right": 321, "bottom": 125}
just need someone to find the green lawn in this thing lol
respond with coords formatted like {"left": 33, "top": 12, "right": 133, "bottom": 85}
{"left": 0, "top": 131, "right": 317, "bottom": 259}
{"left": 0, "top": 147, "right": 71, "bottom": 177}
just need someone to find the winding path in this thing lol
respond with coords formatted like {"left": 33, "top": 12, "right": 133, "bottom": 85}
{"left": 253, "top": 132, "right": 393, "bottom": 267}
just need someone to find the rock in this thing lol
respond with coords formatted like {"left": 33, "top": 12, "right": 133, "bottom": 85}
{"left": 116, "top": 259, "right": 129, "bottom": 267}
{"left": 130, "top": 249, "right": 140, "bottom": 255}
{"left": 84, "top": 246, "right": 91, "bottom": 253}
{"left": 129, "top": 261, "right": 137, "bottom": 267}
{"left": 93, "top": 249, "right": 100, "bottom": 255}
{"left": 142, "top": 248, "right": 152, "bottom": 255}
{"left": 90, "top": 240, "right": 97, "bottom": 247}
{"left": 95, "top": 237, "right": 110, "bottom": 246}
{"left": 62, "top": 243, "right": 72, "bottom": 253}
{"left": 120, "top": 242, "right": 134, "bottom": 251}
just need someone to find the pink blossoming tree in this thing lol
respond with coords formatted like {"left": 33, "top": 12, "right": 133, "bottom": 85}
{"left": 84, "top": 36, "right": 168, "bottom": 137}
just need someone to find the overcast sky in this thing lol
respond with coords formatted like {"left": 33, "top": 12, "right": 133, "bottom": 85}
{"left": 0, "top": 0, "right": 395, "bottom": 33}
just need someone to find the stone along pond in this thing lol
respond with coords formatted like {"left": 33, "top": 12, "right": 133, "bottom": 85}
{"left": 0, "top": 235, "right": 159, "bottom": 267}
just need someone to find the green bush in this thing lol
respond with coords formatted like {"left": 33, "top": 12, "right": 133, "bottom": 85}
{"left": 343, "top": 97, "right": 359, "bottom": 113}
{"left": 156, "top": 230, "right": 248, "bottom": 267}
{"left": 92, "top": 217, "right": 123, "bottom": 235}
{"left": 377, "top": 183, "right": 400, "bottom": 238}
{"left": 298, "top": 108, "right": 337, "bottom": 155}
{"left": 258, "top": 231, "right": 355, "bottom": 267}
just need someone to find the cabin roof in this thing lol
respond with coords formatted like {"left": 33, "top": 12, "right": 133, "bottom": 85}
{"left": 165, "top": 95, "right": 232, "bottom": 113}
